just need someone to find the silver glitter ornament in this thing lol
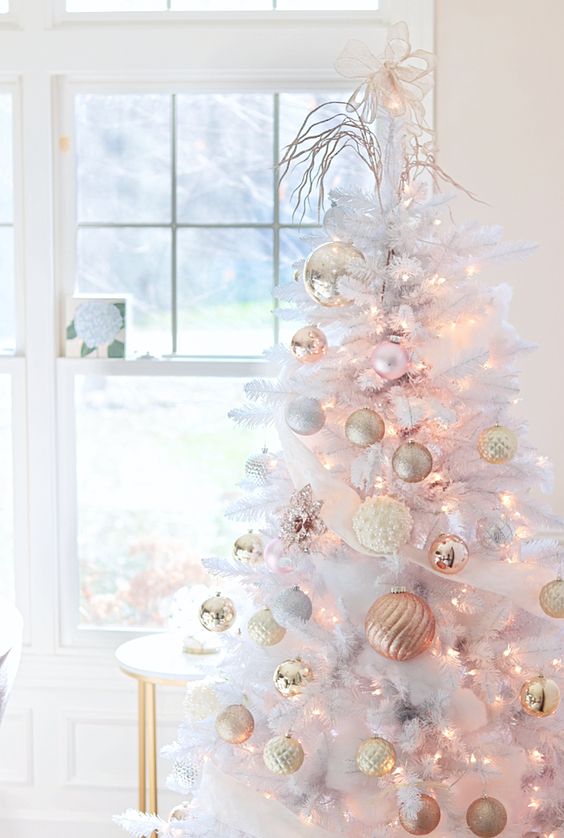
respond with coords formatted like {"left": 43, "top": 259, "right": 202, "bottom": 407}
{"left": 303, "top": 241, "right": 365, "bottom": 307}
{"left": 392, "top": 441, "right": 433, "bottom": 483}
{"left": 215, "top": 704, "right": 255, "bottom": 744}
{"left": 345, "top": 408, "right": 385, "bottom": 447}
{"left": 199, "top": 592, "right": 236, "bottom": 633}
{"left": 356, "top": 736, "right": 396, "bottom": 776}
{"left": 244, "top": 447, "right": 275, "bottom": 485}
{"left": 279, "top": 484, "right": 327, "bottom": 552}
{"left": 285, "top": 396, "right": 326, "bottom": 436}
{"left": 247, "top": 607, "right": 286, "bottom": 646}
{"left": 477, "top": 424, "right": 517, "bottom": 464}
{"left": 476, "top": 513, "right": 514, "bottom": 550}
{"left": 272, "top": 586, "right": 313, "bottom": 625}
{"left": 539, "top": 578, "right": 564, "bottom": 618}
{"left": 290, "top": 325, "right": 328, "bottom": 363}
{"left": 171, "top": 757, "right": 200, "bottom": 791}
{"left": 273, "top": 657, "right": 313, "bottom": 697}
{"left": 233, "top": 531, "right": 264, "bottom": 564}
{"left": 428, "top": 534, "right": 469, "bottom": 575}
{"left": 263, "top": 734, "right": 304, "bottom": 775}
{"left": 352, "top": 495, "right": 413, "bottom": 554}
{"left": 466, "top": 796, "right": 508, "bottom": 837}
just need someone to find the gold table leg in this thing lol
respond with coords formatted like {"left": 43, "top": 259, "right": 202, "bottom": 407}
{"left": 147, "top": 681, "right": 158, "bottom": 815}
{"left": 138, "top": 679, "right": 146, "bottom": 811}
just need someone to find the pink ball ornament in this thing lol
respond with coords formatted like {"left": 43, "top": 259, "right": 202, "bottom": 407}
{"left": 264, "top": 539, "right": 293, "bottom": 574}
{"left": 370, "top": 340, "right": 409, "bottom": 381}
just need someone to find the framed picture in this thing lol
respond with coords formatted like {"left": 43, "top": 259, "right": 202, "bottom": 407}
{"left": 65, "top": 295, "right": 127, "bottom": 358}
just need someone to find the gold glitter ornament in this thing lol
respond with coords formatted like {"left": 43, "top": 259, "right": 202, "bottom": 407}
{"left": 365, "top": 588, "right": 435, "bottom": 661}
{"left": 273, "top": 658, "right": 313, "bottom": 697}
{"left": 519, "top": 675, "right": 560, "bottom": 717}
{"left": 466, "top": 796, "right": 508, "bottom": 837}
{"left": 539, "top": 578, "right": 564, "bottom": 618}
{"left": 263, "top": 734, "right": 304, "bottom": 775}
{"left": 247, "top": 607, "right": 286, "bottom": 647}
{"left": 356, "top": 736, "right": 396, "bottom": 777}
{"left": 399, "top": 794, "right": 441, "bottom": 835}
{"left": 345, "top": 408, "right": 385, "bottom": 447}
{"left": 183, "top": 683, "right": 221, "bottom": 722}
{"left": 199, "top": 592, "right": 236, "bottom": 633}
{"left": 392, "top": 441, "right": 433, "bottom": 483}
{"left": 215, "top": 704, "right": 255, "bottom": 744}
{"left": 233, "top": 531, "right": 263, "bottom": 564}
{"left": 290, "top": 325, "right": 328, "bottom": 363}
{"left": 352, "top": 495, "right": 413, "bottom": 554}
{"left": 428, "top": 534, "right": 469, "bottom": 575}
{"left": 303, "top": 241, "right": 365, "bottom": 307}
{"left": 478, "top": 425, "right": 517, "bottom": 464}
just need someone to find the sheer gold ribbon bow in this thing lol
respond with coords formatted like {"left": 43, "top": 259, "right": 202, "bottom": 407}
{"left": 335, "top": 22, "right": 435, "bottom": 134}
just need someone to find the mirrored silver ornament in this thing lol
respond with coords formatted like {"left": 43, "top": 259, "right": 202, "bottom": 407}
{"left": 290, "top": 325, "right": 328, "bottom": 363}
{"left": 303, "top": 241, "right": 365, "bottom": 307}
{"left": 392, "top": 441, "right": 433, "bottom": 483}
{"left": 476, "top": 514, "right": 514, "bottom": 550}
{"left": 285, "top": 396, "right": 326, "bottom": 436}
{"left": 233, "top": 531, "right": 264, "bottom": 564}
{"left": 428, "top": 534, "right": 469, "bottom": 575}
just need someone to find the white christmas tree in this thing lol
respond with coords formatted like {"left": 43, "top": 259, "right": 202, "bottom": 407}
{"left": 117, "top": 22, "right": 564, "bottom": 838}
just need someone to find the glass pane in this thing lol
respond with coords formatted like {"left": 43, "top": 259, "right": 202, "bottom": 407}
{"left": 75, "top": 94, "right": 171, "bottom": 223}
{"left": 76, "top": 375, "right": 262, "bottom": 629}
{"left": 76, "top": 227, "right": 171, "bottom": 357}
{"left": 0, "top": 96, "right": 12, "bottom": 223}
{"left": 278, "top": 227, "right": 315, "bottom": 343}
{"left": 171, "top": 1, "right": 271, "bottom": 7}
{"left": 67, "top": 1, "right": 166, "bottom": 10}
{"left": 0, "top": 375, "right": 13, "bottom": 600}
{"left": 0, "top": 1, "right": 8, "bottom": 12}
{"left": 177, "top": 227, "right": 273, "bottom": 356}
{"left": 0, "top": 228, "right": 15, "bottom": 354}
{"left": 176, "top": 94, "right": 273, "bottom": 224}
{"left": 278, "top": 0, "right": 378, "bottom": 7}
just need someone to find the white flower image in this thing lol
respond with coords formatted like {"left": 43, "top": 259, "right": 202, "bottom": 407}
{"left": 74, "top": 301, "right": 123, "bottom": 349}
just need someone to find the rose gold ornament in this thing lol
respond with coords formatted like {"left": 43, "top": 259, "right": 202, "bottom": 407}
{"left": 398, "top": 794, "right": 441, "bottom": 835}
{"left": 392, "top": 441, "right": 433, "bottom": 483}
{"left": 519, "top": 675, "right": 560, "bottom": 717}
{"left": 290, "top": 325, "right": 328, "bottom": 363}
{"left": 365, "top": 588, "right": 435, "bottom": 661}
{"left": 477, "top": 425, "right": 517, "bottom": 464}
{"left": 263, "top": 734, "right": 304, "bottom": 775}
{"left": 215, "top": 704, "right": 255, "bottom": 744}
{"left": 356, "top": 736, "right": 396, "bottom": 776}
{"left": 345, "top": 408, "right": 385, "bottom": 447}
{"left": 466, "top": 796, "right": 507, "bottom": 837}
{"left": 428, "top": 534, "right": 469, "bottom": 575}
{"left": 370, "top": 339, "right": 409, "bottom": 380}
{"left": 539, "top": 578, "right": 564, "bottom": 618}
{"left": 303, "top": 241, "right": 365, "bottom": 307}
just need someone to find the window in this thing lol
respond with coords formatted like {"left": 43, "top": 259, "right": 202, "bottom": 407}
{"left": 65, "top": 1, "right": 379, "bottom": 11}
{"left": 0, "top": 94, "right": 15, "bottom": 353}
{"left": 0, "top": 375, "right": 14, "bottom": 599}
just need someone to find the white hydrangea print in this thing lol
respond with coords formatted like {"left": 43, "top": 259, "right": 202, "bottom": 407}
{"left": 74, "top": 301, "right": 123, "bottom": 349}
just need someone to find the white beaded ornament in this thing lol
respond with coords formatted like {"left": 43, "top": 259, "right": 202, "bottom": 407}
{"left": 352, "top": 495, "right": 413, "bottom": 554}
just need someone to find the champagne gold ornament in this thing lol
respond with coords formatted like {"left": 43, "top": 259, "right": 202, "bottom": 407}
{"left": 263, "top": 734, "right": 304, "bottom": 775}
{"left": 476, "top": 514, "right": 514, "bottom": 550}
{"left": 466, "top": 796, "right": 507, "bottom": 837}
{"left": 247, "top": 607, "right": 286, "bottom": 647}
{"left": 428, "top": 534, "right": 469, "bottom": 575}
{"left": 290, "top": 325, "right": 328, "bottom": 363}
{"left": 285, "top": 396, "right": 326, "bottom": 436}
{"left": 399, "top": 794, "right": 441, "bottom": 835}
{"left": 233, "top": 531, "right": 263, "bottom": 564}
{"left": 519, "top": 675, "right": 560, "bottom": 717}
{"left": 215, "top": 704, "right": 255, "bottom": 744}
{"left": 356, "top": 736, "right": 396, "bottom": 777}
{"left": 245, "top": 447, "right": 275, "bottom": 485}
{"left": 392, "top": 441, "right": 433, "bottom": 483}
{"left": 199, "top": 593, "right": 236, "bottom": 633}
{"left": 274, "top": 658, "right": 313, "bottom": 698}
{"left": 345, "top": 408, "right": 385, "bottom": 447}
{"left": 539, "top": 578, "right": 564, "bottom": 618}
{"left": 365, "top": 588, "right": 435, "bottom": 662}
{"left": 478, "top": 425, "right": 517, "bottom": 464}
{"left": 352, "top": 495, "right": 413, "bottom": 554}
{"left": 303, "top": 241, "right": 365, "bottom": 307}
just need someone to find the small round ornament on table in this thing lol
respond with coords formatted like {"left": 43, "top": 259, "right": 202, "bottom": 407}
{"left": 519, "top": 675, "right": 560, "bottom": 717}
{"left": 345, "top": 408, "right": 385, "bottom": 447}
{"left": 466, "top": 796, "right": 507, "bottom": 837}
{"left": 215, "top": 704, "right": 255, "bottom": 744}
{"left": 539, "top": 578, "right": 564, "bottom": 618}
{"left": 274, "top": 658, "right": 313, "bottom": 698}
{"left": 199, "top": 593, "right": 236, "bottom": 633}
{"left": 392, "top": 441, "right": 433, "bottom": 483}
{"left": 365, "top": 588, "right": 436, "bottom": 662}
{"left": 352, "top": 495, "right": 413, "bottom": 554}
{"left": 290, "top": 325, "right": 328, "bottom": 363}
{"left": 233, "top": 531, "right": 263, "bottom": 564}
{"left": 263, "top": 734, "right": 304, "bottom": 775}
{"left": 428, "top": 534, "right": 469, "bottom": 575}
{"left": 272, "top": 586, "right": 313, "bottom": 625}
{"left": 478, "top": 425, "right": 518, "bottom": 464}
{"left": 399, "top": 794, "right": 441, "bottom": 835}
{"left": 371, "top": 339, "right": 410, "bottom": 381}
{"left": 303, "top": 241, "right": 365, "bottom": 307}
{"left": 248, "top": 607, "right": 286, "bottom": 647}
{"left": 263, "top": 538, "right": 293, "bottom": 574}
{"left": 476, "top": 514, "right": 514, "bottom": 550}
{"left": 245, "top": 447, "right": 276, "bottom": 485}
{"left": 356, "top": 736, "right": 396, "bottom": 777}
{"left": 285, "top": 396, "right": 326, "bottom": 436}
{"left": 183, "top": 683, "right": 221, "bottom": 722}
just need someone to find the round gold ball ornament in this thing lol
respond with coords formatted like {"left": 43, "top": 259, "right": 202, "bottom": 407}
{"left": 233, "top": 531, "right": 264, "bottom": 564}
{"left": 519, "top": 675, "right": 560, "bottom": 717}
{"left": 428, "top": 534, "right": 469, "bottom": 575}
{"left": 199, "top": 592, "right": 236, "bottom": 633}
{"left": 263, "top": 734, "right": 304, "bottom": 775}
{"left": 352, "top": 495, "right": 413, "bottom": 554}
{"left": 539, "top": 578, "right": 564, "bottom": 618}
{"left": 356, "top": 736, "right": 396, "bottom": 777}
{"left": 285, "top": 396, "right": 326, "bottom": 436}
{"left": 215, "top": 704, "right": 255, "bottom": 744}
{"left": 247, "top": 607, "right": 286, "bottom": 647}
{"left": 392, "top": 441, "right": 433, "bottom": 483}
{"left": 345, "top": 408, "right": 385, "bottom": 447}
{"left": 274, "top": 658, "right": 313, "bottom": 698}
{"left": 290, "top": 325, "right": 328, "bottom": 363}
{"left": 303, "top": 241, "right": 365, "bottom": 307}
{"left": 365, "top": 588, "right": 436, "bottom": 662}
{"left": 478, "top": 425, "right": 518, "bottom": 465}
{"left": 466, "top": 796, "right": 508, "bottom": 837}
{"left": 398, "top": 794, "right": 441, "bottom": 835}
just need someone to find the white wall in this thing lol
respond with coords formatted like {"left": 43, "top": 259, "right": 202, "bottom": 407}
{"left": 436, "top": 0, "right": 564, "bottom": 518}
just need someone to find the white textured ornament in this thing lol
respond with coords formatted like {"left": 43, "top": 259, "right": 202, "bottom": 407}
{"left": 356, "top": 736, "right": 396, "bottom": 776}
{"left": 290, "top": 325, "right": 328, "bottom": 363}
{"left": 171, "top": 757, "right": 200, "bottom": 791}
{"left": 352, "top": 495, "right": 413, "bottom": 554}
{"left": 539, "top": 578, "right": 564, "bottom": 618}
{"left": 477, "top": 424, "right": 517, "bottom": 464}
{"left": 245, "top": 448, "right": 275, "bottom": 485}
{"left": 303, "top": 241, "right": 365, "bottom": 307}
{"left": 184, "top": 683, "right": 221, "bottom": 722}
{"left": 233, "top": 531, "right": 263, "bottom": 563}
{"left": 272, "top": 586, "right": 313, "bottom": 625}
{"left": 285, "top": 396, "right": 326, "bottom": 436}
{"left": 263, "top": 734, "right": 304, "bottom": 774}
{"left": 247, "top": 607, "right": 286, "bottom": 646}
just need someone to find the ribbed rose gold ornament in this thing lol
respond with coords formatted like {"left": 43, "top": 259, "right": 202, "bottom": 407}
{"left": 466, "top": 796, "right": 507, "bottom": 837}
{"left": 365, "top": 588, "right": 435, "bottom": 661}
{"left": 398, "top": 794, "right": 441, "bottom": 835}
